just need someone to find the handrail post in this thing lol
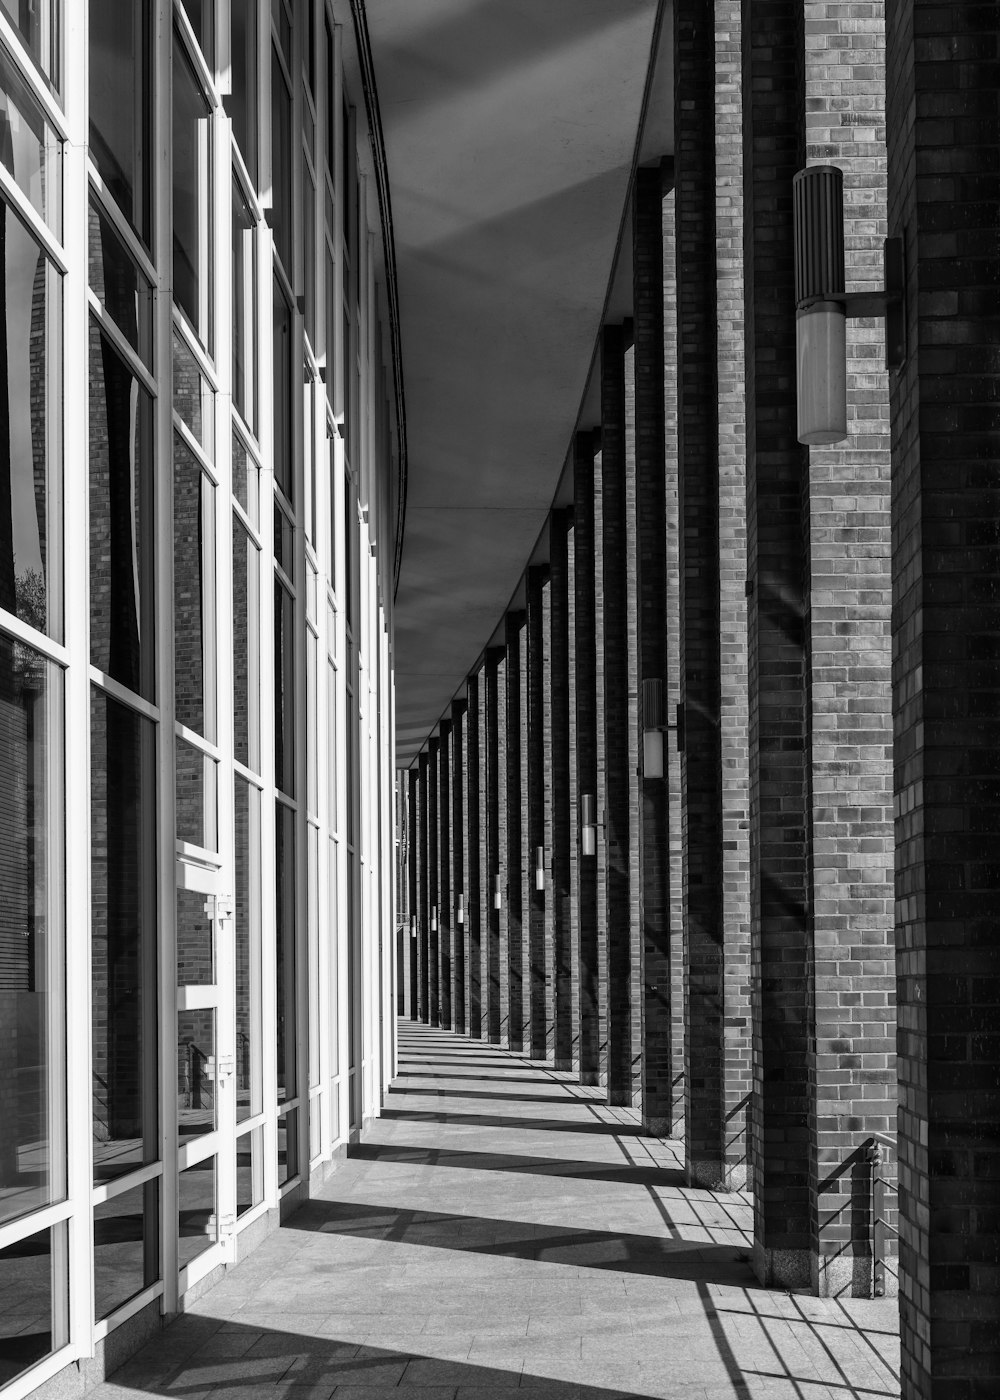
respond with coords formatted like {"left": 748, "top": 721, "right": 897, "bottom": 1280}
{"left": 867, "top": 1137, "right": 885, "bottom": 1297}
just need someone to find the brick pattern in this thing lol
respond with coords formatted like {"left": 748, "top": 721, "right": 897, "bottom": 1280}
{"left": 886, "top": 1, "right": 1000, "bottom": 1388}
{"left": 518, "top": 614, "right": 532, "bottom": 1053}
{"left": 496, "top": 649, "right": 510, "bottom": 1047}
{"left": 416, "top": 752, "right": 429, "bottom": 1023}
{"left": 566, "top": 521, "right": 582, "bottom": 1073}
{"left": 594, "top": 436, "right": 610, "bottom": 1087}
{"left": 504, "top": 613, "right": 525, "bottom": 1051}
{"left": 549, "top": 511, "right": 574, "bottom": 1071}
{"left": 407, "top": 768, "right": 419, "bottom": 1019}
{"left": 573, "top": 433, "right": 601, "bottom": 1085}
{"left": 526, "top": 567, "right": 548, "bottom": 1060}
{"left": 438, "top": 720, "right": 453, "bottom": 1030}
{"left": 427, "top": 735, "right": 440, "bottom": 1027}
{"left": 451, "top": 700, "right": 468, "bottom": 1034}
{"left": 542, "top": 572, "right": 556, "bottom": 1062}
{"left": 633, "top": 166, "right": 673, "bottom": 1134}
{"left": 484, "top": 648, "right": 503, "bottom": 1043}
{"left": 623, "top": 336, "right": 644, "bottom": 1108}
{"left": 804, "top": 0, "right": 895, "bottom": 1298}
{"left": 467, "top": 671, "right": 484, "bottom": 1039}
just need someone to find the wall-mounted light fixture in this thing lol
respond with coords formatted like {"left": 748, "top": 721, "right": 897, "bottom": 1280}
{"left": 456, "top": 891, "right": 465, "bottom": 925}
{"left": 580, "top": 794, "right": 596, "bottom": 857}
{"left": 493, "top": 874, "right": 502, "bottom": 910}
{"left": 410, "top": 916, "right": 417, "bottom": 940}
{"left": 430, "top": 904, "right": 437, "bottom": 932}
{"left": 793, "top": 164, "right": 904, "bottom": 446}
{"left": 534, "top": 846, "right": 545, "bottom": 891}
{"left": 642, "top": 678, "right": 665, "bottom": 780}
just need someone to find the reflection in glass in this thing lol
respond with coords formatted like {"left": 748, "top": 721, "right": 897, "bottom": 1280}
{"left": 90, "top": 0, "right": 151, "bottom": 243}
{"left": 179, "top": 1156, "right": 217, "bottom": 1268}
{"left": 236, "top": 1126, "right": 263, "bottom": 1217}
{"left": 276, "top": 800, "right": 295, "bottom": 1102}
{"left": 179, "top": 0, "right": 215, "bottom": 68}
{"left": 175, "top": 737, "right": 218, "bottom": 851}
{"left": 303, "top": 174, "right": 316, "bottom": 349}
{"left": 232, "top": 432, "right": 258, "bottom": 527}
{"left": 270, "top": 47, "right": 291, "bottom": 272}
{"left": 0, "top": 206, "right": 60, "bottom": 640}
{"left": 88, "top": 199, "right": 153, "bottom": 370}
{"left": 274, "top": 578, "right": 294, "bottom": 798}
{"left": 272, "top": 281, "right": 291, "bottom": 500}
{"left": 0, "top": 43, "right": 61, "bottom": 231}
{"left": 91, "top": 691, "right": 157, "bottom": 1183}
{"left": 172, "top": 37, "right": 213, "bottom": 350}
{"left": 174, "top": 435, "right": 215, "bottom": 738}
{"left": 177, "top": 887, "right": 213, "bottom": 987}
{"left": 273, "top": 499, "right": 293, "bottom": 576}
{"left": 232, "top": 181, "right": 256, "bottom": 433}
{"left": 89, "top": 324, "right": 154, "bottom": 699}
{"left": 0, "top": 634, "right": 63, "bottom": 1227}
{"left": 93, "top": 1179, "right": 158, "bottom": 1321}
{"left": 234, "top": 777, "right": 260, "bottom": 1121}
{"left": 0, "top": 1223, "right": 67, "bottom": 1389}
{"left": 277, "top": 1107, "right": 297, "bottom": 1188}
{"left": 232, "top": 514, "right": 258, "bottom": 770}
{"left": 231, "top": 0, "right": 258, "bottom": 186}
{"left": 177, "top": 1009, "right": 215, "bottom": 1139}
{"left": 172, "top": 329, "right": 215, "bottom": 453}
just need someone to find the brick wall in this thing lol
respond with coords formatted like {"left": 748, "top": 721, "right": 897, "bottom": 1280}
{"left": 504, "top": 614, "right": 524, "bottom": 1051}
{"left": 451, "top": 700, "right": 467, "bottom": 1034}
{"left": 549, "top": 512, "right": 574, "bottom": 1071}
{"left": 485, "top": 648, "right": 503, "bottom": 1042}
{"left": 427, "top": 735, "right": 440, "bottom": 1027}
{"left": 467, "top": 670, "right": 483, "bottom": 1038}
{"left": 438, "top": 720, "right": 452, "bottom": 1030}
{"left": 526, "top": 568, "right": 548, "bottom": 1059}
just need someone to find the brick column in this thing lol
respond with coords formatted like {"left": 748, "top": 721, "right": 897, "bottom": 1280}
{"left": 467, "top": 670, "right": 483, "bottom": 1039}
{"left": 451, "top": 699, "right": 467, "bottom": 1034}
{"left": 407, "top": 768, "right": 419, "bottom": 1019}
{"left": 549, "top": 511, "right": 574, "bottom": 1070}
{"left": 484, "top": 647, "right": 503, "bottom": 1043}
{"left": 416, "top": 751, "right": 430, "bottom": 1023}
{"left": 438, "top": 721, "right": 452, "bottom": 1030}
{"left": 887, "top": 3, "right": 1000, "bottom": 1389}
{"left": 504, "top": 612, "right": 525, "bottom": 1051}
{"left": 633, "top": 166, "right": 672, "bottom": 1134}
{"left": 566, "top": 517, "right": 581, "bottom": 1072}
{"left": 574, "top": 432, "right": 601, "bottom": 1085}
{"left": 527, "top": 566, "right": 549, "bottom": 1060}
{"left": 426, "top": 735, "right": 440, "bottom": 1026}
{"left": 601, "top": 325, "right": 637, "bottom": 1106}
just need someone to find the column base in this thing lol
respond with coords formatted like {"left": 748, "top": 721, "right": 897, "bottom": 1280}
{"left": 686, "top": 1157, "right": 748, "bottom": 1191}
{"left": 642, "top": 1112, "right": 673, "bottom": 1136}
{"left": 553, "top": 1056, "right": 574, "bottom": 1072}
{"left": 608, "top": 1088, "right": 639, "bottom": 1108}
{"left": 580, "top": 1069, "right": 601, "bottom": 1087}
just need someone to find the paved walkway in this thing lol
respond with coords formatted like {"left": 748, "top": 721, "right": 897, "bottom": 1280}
{"left": 98, "top": 1021, "right": 901, "bottom": 1400}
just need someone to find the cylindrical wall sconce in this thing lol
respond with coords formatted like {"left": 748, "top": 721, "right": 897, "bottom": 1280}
{"left": 430, "top": 904, "right": 437, "bottom": 932}
{"left": 580, "top": 794, "right": 596, "bottom": 857}
{"left": 410, "top": 916, "right": 416, "bottom": 940}
{"left": 456, "top": 891, "right": 465, "bottom": 924}
{"left": 641, "top": 677, "right": 665, "bottom": 780}
{"left": 493, "top": 874, "right": 502, "bottom": 910}
{"left": 534, "top": 846, "right": 545, "bottom": 891}
{"left": 793, "top": 164, "right": 848, "bottom": 445}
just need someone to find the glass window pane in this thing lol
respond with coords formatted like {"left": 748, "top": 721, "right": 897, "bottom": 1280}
{"left": 89, "top": 325, "right": 155, "bottom": 699}
{"left": 0, "top": 633, "right": 64, "bottom": 1228}
{"left": 273, "top": 499, "right": 293, "bottom": 576}
{"left": 175, "top": 737, "right": 218, "bottom": 851}
{"left": 277, "top": 1106, "right": 297, "bottom": 1187}
{"left": 179, "top": 1156, "right": 216, "bottom": 1268}
{"left": 274, "top": 578, "right": 294, "bottom": 799}
{"left": 91, "top": 691, "right": 158, "bottom": 1183}
{"left": 88, "top": 200, "right": 153, "bottom": 370}
{"left": 174, "top": 436, "right": 215, "bottom": 739}
{"left": 232, "top": 181, "right": 256, "bottom": 433}
{"left": 234, "top": 777, "right": 261, "bottom": 1122}
{"left": 177, "top": 1009, "right": 215, "bottom": 1139}
{"left": 180, "top": 0, "right": 215, "bottom": 69}
{"left": 177, "top": 887, "right": 213, "bottom": 987}
{"left": 0, "top": 42, "right": 61, "bottom": 232}
{"left": 172, "top": 36, "right": 213, "bottom": 351}
{"left": 272, "top": 280, "right": 291, "bottom": 501}
{"left": 90, "top": 0, "right": 151, "bottom": 243}
{"left": 232, "top": 514, "right": 258, "bottom": 771}
{"left": 0, "top": 1222, "right": 68, "bottom": 1388}
{"left": 307, "top": 632, "right": 317, "bottom": 815}
{"left": 0, "top": 208, "right": 60, "bottom": 641}
{"left": 303, "top": 172, "right": 315, "bottom": 348}
{"left": 231, "top": 0, "right": 258, "bottom": 186}
{"left": 236, "top": 1126, "right": 263, "bottom": 1217}
{"left": 93, "top": 1178, "right": 158, "bottom": 1321}
{"left": 172, "top": 329, "right": 215, "bottom": 453}
{"left": 275, "top": 800, "right": 295, "bottom": 1101}
{"left": 232, "top": 431, "right": 258, "bottom": 527}
{"left": 270, "top": 47, "right": 291, "bottom": 271}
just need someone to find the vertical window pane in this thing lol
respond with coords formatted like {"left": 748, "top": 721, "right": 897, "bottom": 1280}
{"left": 232, "top": 431, "right": 258, "bottom": 527}
{"left": 307, "top": 632, "right": 317, "bottom": 815}
{"left": 90, "top": 0, "right": 151, "bottom": 244}
{"left": 0, "top": 632, "right": 64, "bottom": 1227}
{"left": 174, "top": 436, "right": 215, "bottom": 739}
{"left": 89, "top": 326, "right": 155, "bottom": 699}
{"left": 236, "top": 1126, "right": 263, "bottom": 1216}
{"left": 177, "top": 887, "right": 213, "bottom": 987}
{"left": 180, "top": 0, "right": 215, "bottom": 69}
{"left": 177, "top": 1009, "right": 216, "bottom": 1139}
{"left": 235, "top": 777, "right": 261, "bottom": 1121}
{"left": 274, "top": 578, "right": 294, "bottom": 799}
{"left": 0, "top": 44, "right": 61, "bottom": 232}
{"left": 91, "top": 691, "right": 158, "bottom": 1183}
{"left": 270, "top": 48, "right": 291, "bottom": 270}
{"left": 172, "top": 329, "right": 215, "bottom": 453}
{"left": 88, "top": 200, "right": 153, "bottom": 369}
{"left": 178, "top": 1156, "right": 217, "bottom": 1267}
{"left": 0, "top": 1223, "right": 68, "bottom": 1388}
{"left": 172, "top": 37, "right": 213, "bottom": 351}
{"left": 303, "top": 172, "right": 316, "bottom": 347}
{"left": 93, "top": 1179, "right": 158, "bottom": 1321}
{"left": 232, "top": 182, "right": 256, "bottom": 433}
{"left": 277, "top": 1107, "right": 297, "bottom": 1187}
{"left": 0, "top": 209, "right": 61, "bottom": 641}
{"left": 175, "top": 738, "right": 218, "bottom": 851}
{"left": 275, "top": 800, "right": 295, "bottom": 1101}
{"left": 272, "top": 280, "right": 292, "bottom": 501}
{"left": 232, "top": 514, "right": 258, "bottom": 770}
{"left": 231, "top": 0, "right": 258, "bottom": 186}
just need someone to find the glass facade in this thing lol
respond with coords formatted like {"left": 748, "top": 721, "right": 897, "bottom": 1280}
{"left": 0, "top": 5, "right": 399, "bottom": 1393}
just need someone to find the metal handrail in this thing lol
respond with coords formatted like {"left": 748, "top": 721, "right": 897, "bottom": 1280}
{"left": 865, "top": 1135, "right": 898, "bottom": 1296}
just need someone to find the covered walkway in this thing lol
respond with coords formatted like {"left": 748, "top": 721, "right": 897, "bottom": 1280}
{"left": 93, "top": 1023, "right": 900, "bottom": 1400}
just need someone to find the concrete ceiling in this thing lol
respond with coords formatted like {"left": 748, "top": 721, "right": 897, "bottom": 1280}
{"left": 371, "top": 0, "right": 666, "bottom": 765}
